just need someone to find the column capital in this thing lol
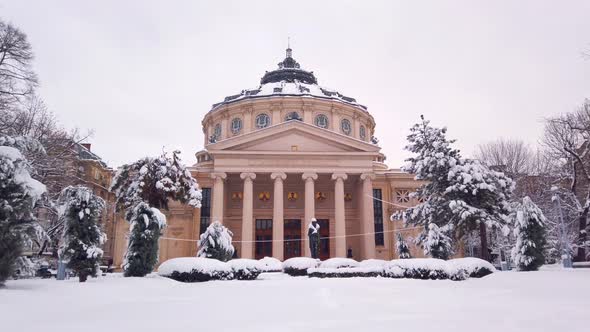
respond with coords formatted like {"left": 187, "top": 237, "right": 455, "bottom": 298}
{"left": 331, "top": 172, "right": 348, "bottom": 181}
{"left": 302, "top": 172, "right": 318, "bottom": 181}
{"left": 240, "top": 172, "right": 257, "bottom": 181}
{"left": 270, "top": 172, "right": 287, "bottom": 181}
{"left": 360, "top": 172, "right": 376, "bottom": 181}
{"left": 210, "top": 172, "right": 227, "bottom": 180}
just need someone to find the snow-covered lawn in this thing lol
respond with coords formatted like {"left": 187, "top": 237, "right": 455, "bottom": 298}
{"left": 1, "top": 266, "right": 588, "bottom": 332}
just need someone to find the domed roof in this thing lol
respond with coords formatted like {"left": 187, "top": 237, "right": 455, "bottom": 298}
{"left": 211, "top": 47, "right": 366, "bottom": 111}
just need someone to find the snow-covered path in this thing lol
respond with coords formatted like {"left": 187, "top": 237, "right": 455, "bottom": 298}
{"left": 1, "top": 267, "right": 588, "bottom": 332}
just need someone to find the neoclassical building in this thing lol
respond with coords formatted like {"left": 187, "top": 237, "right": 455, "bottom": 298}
{"left": 111, "top": 47, "right": 422, "bottom": 267}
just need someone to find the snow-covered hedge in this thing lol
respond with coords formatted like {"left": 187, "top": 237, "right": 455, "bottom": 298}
{"left": 383, "top": 258, "right": 496, "bottom": 280}
{"left": 282, "top": 257, "right": 320, "bottom": 276}
{"left": 359, "top": 259, "right": 388, "bottom": 268}
{"left": 258, "top": 257, "right": 283, "bottom": 272}
{"left": 447, "top": 258, "right": 495, "bottom": 279}
{"left": 384, "top": 258, "right": 450, "bottom": 280}
{"left": 228, "top": 259, "right": 263, "bottom": 280}
{"left": 318, "top": 258, "right": 359, "bottom": 269}
{"left": 158, "top": 257, "right": 233, "bottom": 282}
{"left": 308, "top": 266, "right": 383, "bottom": 278}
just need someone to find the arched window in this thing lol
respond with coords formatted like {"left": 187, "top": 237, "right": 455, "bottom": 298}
{"left": 341, "top": 119, "right": 352, "bottom": 135}
{"left": 314, "top": 114, "right": 329, "bottom": 129}
{"left": 255, "top": 113, "right": 270, "bottom": 129}
{"left": 285, "top": 112, "right": 302, "bottom": 121}
{"left": 213, "top": 123, "right": 222, "bottom": 139}
{"left": 360, "top": 125, "right": 366, "bottom": 140}
{"left": 231, "top": 117, "right": 242, "bottom": 134}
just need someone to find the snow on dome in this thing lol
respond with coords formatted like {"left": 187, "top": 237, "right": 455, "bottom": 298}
{"left": 210, "top": 47, "right": 367, "bottom": 111}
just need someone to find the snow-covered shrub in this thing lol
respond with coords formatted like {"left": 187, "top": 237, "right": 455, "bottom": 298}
{"left": 110, "top": 150, "right": 201, "bottom": 277}
{"left": 197, "top": 221, "right": 234, "bottom": 262}
{"left": 383, "top": 258, "right": 449, "bottom": 280}
{"left": 258, "top": 256, "right": 282, "bottom": 272}
{"left": 510, "top": 197, "right": 547, "bottom": 271}
{"left": 0, "top": 137, "right": 46, "bottom": 285}
{"left": 308, "top": 266, "right": 383, "bottom": 278}
{"left": 447, "top": 258, "right": 495, "bottom": 279}
{"left": 396, "top": 233, "right": 411, "bottom": 259}
{"left": 318, "top": 258, "right": 359, "bottom": 269}
{"left": 359, "top": 259, "right": 388, "bottom": 268}
{"left": 158, "top": 257, "right": 233, "bottom": 282}
{"left": 123, "top": 202, "right": 166, "bottom": 277}
{"left": 228, "top": 259, "right": 263, "bottom": 280}
{"left": 57, "top": 186, "right": 106, "bottom": 282}
{"left": 282, "top": 257, "right": 320, "bottom": 276}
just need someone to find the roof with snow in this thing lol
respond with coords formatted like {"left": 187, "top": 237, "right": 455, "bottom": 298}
{"left": 210, "top": 47, "right": 367, "bottom": 111}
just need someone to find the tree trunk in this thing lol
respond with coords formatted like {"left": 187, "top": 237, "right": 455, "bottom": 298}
{"left": 78, "top": 273, "right": 87, "bottom": 283}
{"left": 479, "top": 223, "right": 490, "bottom": 261}
{"left": 575, "top": 212, "right": 587, "bottom": 262}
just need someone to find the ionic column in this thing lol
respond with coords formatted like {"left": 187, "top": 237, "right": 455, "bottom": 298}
{"left": 271, "top": 172, "right": 287, "bottom": 260}
{"left": 210, "top": 172, "right": 227, "bottom": 223}
{"left": 361, "top": 173, "right": 376, "bottom": 259}
{"left": 240, "top": 172, "right": 256, "bottom": 259}
{"left": 332, "top": 172, "right": 348, "bottom": 257}
{"left": 302, "top": 172, "right": 318, "bottom": 257}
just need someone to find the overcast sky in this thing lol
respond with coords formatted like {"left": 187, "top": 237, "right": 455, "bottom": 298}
{"left": 2, "top": 0, "right": 589, "bottom": 168}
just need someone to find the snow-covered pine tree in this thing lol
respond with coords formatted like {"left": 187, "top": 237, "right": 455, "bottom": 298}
{"left": 446, "top": 159, "right": 514, "bottom": 261}
{"left": 58, "top": 186, "right": 106, "bottom": 282}
{"left": 110, "top": 150, "right": 202, "bottom": 277}
{"left": 510, "top": 196, "right": 547, "bottom": 271}
{"left": 197, "top": 221, "right": 235, "bottom": 262}
{"left": 398, "top": 115, "right": 460, "bottom": 259}
{"left": 396, "top": 233, "right": 411, "bottom": 259}
{"left": 0, "top": 136, "right": 46, "bottom": 285}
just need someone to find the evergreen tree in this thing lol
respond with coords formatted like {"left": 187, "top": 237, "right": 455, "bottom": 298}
{"left": 399, "top": 116, "right": 514, "bottom": 260}
{"left": 0, "top": 136, "right": 46, "bottom": 286}
{"left": 58, "top": 186, "right": 106, "bottom": 282}
{"left": 510, "top": 197, "right": 547, "bottom": 271}
{"left": 396, "top": 233, "right": 411, "bottom": 259}
{"left": 399, "top": 115, "right": 459, "bottom": 259}
{"left": 197, "top": 221, "right": 235, "bottom": 262}
{"left": 110, "top": 150, "right": 202, "bottom": 277}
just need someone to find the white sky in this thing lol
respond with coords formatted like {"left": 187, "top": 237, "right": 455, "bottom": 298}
{"left": 2, "top": 0, "right": 589, "bottom": 168}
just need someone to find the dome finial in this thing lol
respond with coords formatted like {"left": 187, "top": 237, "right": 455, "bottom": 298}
{"left": 286, "top": 36, "right": 292, "bottom": 58}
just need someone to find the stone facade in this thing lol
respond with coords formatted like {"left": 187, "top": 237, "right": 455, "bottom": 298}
{"left": 111, "top": 48, "right": 424, "bottom": 267}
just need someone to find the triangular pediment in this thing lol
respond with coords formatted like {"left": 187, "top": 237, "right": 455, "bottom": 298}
{"left": 208, "top": 121, "right": 380, "bottom": 153}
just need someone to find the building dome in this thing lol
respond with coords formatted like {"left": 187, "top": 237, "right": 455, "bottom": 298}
{"left": 211, "top": 47, "right": 366, "bottom": 111}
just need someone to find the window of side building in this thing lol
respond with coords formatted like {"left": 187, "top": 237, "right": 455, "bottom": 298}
{"left": 199, "top": 188, "right": 211, "bottom": 234}
{"left": 373, "top": 188, "right": 384, "bottom": 246}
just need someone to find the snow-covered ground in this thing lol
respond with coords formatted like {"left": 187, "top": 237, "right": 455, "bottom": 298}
{"left": 1, "top": 266, "right": 588, "bottom": 332}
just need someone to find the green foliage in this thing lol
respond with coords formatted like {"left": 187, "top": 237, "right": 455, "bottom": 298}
{"left": 123, "top": 203, "right": 166, "bottom": 277}
{"left": 396, "top": 233, "right": 412, "bottom": 259}
{"left": 197, "top": 221, "right": 234, "bottom": 262}
{"left": 511, "top": 197, "right": 547, "bottom": 271}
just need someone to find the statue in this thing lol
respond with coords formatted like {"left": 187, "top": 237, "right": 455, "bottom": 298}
{"left": 308, "top": 218, "right": 320, "bottom": 259}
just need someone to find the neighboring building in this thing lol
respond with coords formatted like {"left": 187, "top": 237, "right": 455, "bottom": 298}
{"left": 111, "top": 47, "right": 423, "bottom": 266}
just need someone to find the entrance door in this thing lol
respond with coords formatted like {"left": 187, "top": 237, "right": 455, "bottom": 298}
{"left": 284, "top": 219, "right": 302, "bottom": 259}
{"left": 317, "top": 219, "right": 330, "bottom": 260}
{"left": 255, "top": 219, "right": 272, "bottom": 259}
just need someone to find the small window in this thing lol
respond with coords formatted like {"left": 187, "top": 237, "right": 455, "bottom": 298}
{"left": 341, "top": 119, "right": 351, "bottom": 135}
{"left": 214, "top": 123, "right": 222, "bottom": 139}
{"left": 231, "top": 117, "right": 242, "bottom": 134}
{"left": 360, "top": 125, "right": 366, "bottom": 140}
{"left": 314, "top": 114, "right": 329, "bottom": 128}
{"left": 256, "top": 113, "right": 270, "bottom": 129}
{"left": 285, "top": 112, "right": 302, "bottom": 121}
{"left": 395, "top": 189, "right": 410, "bottom": 203}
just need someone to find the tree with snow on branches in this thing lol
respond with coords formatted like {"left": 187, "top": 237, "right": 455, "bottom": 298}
{"left": 197, "top": 221, "right": 235, "bottom": 262}
{"left": 510, "top": 196, "right": 547, "bottom": 271}
{"left": 57, "top": 186, "right": 106, "bottom": 282}
{"left": 110, "top": 149, "right": 201, "bottom": 277}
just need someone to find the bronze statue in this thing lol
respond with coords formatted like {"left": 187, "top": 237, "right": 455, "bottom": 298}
{"left": 308, "top": 218, "right": 320, "bottom": 259}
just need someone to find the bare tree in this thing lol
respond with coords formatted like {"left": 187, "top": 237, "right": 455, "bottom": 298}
{"left": 0, "top": 19, "right": 38, "bottom": 109}
{"left": 474, "top": 138, "right": 537, "bottom": 176}
{"left": 543, "top": 100, "right": 590, "bottom": 261}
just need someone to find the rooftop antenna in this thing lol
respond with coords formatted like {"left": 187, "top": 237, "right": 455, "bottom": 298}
{"left": 286, "top": 36, "right": 292, "bottom": 58}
